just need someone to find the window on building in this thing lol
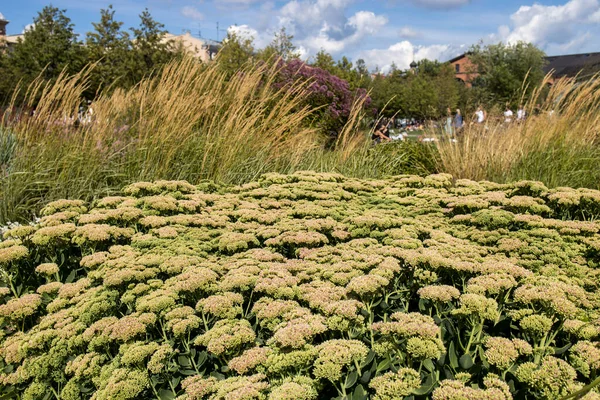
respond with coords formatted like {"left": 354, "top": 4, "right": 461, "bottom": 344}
{"left": 455, "top": 64, "right": 460, "bottom": 73}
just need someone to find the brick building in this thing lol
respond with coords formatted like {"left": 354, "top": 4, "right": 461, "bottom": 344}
{"left": 448, "top": 51, "right": 600, "bottom": 85}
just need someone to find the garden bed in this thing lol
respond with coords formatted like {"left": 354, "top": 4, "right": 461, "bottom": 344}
{"left": 1, "top": 172, "right": 599, "bottom": 399}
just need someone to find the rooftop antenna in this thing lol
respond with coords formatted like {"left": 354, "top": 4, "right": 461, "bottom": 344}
{"left": 216, "top": 22, "right": 226, "bottom": 42}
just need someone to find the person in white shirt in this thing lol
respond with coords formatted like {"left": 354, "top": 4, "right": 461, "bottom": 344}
{"left": 474, "top": 106, "right": 486, "bottom": 124}
{"left": 504, "top": 106, "right": 513, "bottom": 123}
{"left": 517, "top": 105, "right": 526, "bottom": 122}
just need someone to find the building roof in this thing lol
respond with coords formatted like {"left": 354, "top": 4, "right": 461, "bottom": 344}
{"left": 544, "top": 52, "right": 600, "bottom": 78}
{"left": 5, "top": 34, "right": 23, "bottom": 44}
{"left": 447, "top": 53, "right": 470, "bottom": 64}
{"left": 0, "top": 12, "right": 6, "bottom": 21}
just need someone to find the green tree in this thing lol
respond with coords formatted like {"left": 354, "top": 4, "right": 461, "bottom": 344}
{"left": 86, "top": 5, "right": 132, "bottom": 93}
{"left": 312, "top": 49, "right": 336, "bottom": 74}
{"left": 352, "top": 59, "right": 371, "bottom": 89}
{"left": 129, "top": 8, "right": 175, "bottom": 83}
{"left": 216, "top": 30, "right": 255, "bottom": 77}
{"left": 6, "top": 6, "right": 86, "bottom": 85}
{"left": 257, "top": 27, "right": 299, "bottom": 62}
{"left": 336, "top": 56, "right": 353, "bottom": 80}
{"left": 469, "top": 42, "right": 546, "bottom": 106}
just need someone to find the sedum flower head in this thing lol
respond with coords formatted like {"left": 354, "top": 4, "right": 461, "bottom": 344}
{"left": 195, "top": 292, "right": 243, "bottom": 319}
{"left": 268, "top": 376, "right": 318, "bottom": 400}
{"left": 0, "top": 293, "right": 41, "bottom": 320}
{"left": 432, "top": 374, "right": 512, "bottom": 400}
{"left": 372, "top": 312, "right": 440, "bottom": 339}
{"left": 346, "top": 274, "right": 389, "bottom": 298}
{"left": 229, "top": 346, "right": 272, "bottom": 375}
{"left": 180, "top": 373, "right": 269, "bottom": 400}
{"left": 0, "top": 244, "right": 28, "bottom": 264}
{"left": 418, "top": 285, "right": 461, "bottom": 303}
{"left": 452, "top": 294, "right": 499, "bottom": 322}
{"left": 35, "top": 263, "right": 59, "bottom": 277}
{"left": 369, "top": 368, "right": 421, "bottom": 400}
{"left": 92, "top": 367, "right": 149, "bottom": 400}
{"left": 484, "top": 337, "right": 519, "bottom": 370}
{"left": 147, "top": 344, "right": 173, "bottom": 374}
{"left": 195, "top": 319, "right": 256, "bottom": 356}
{"left": 515, "top": 356, "right": 577, "bottom": 398}
{"left": 519, "top": 314, "right": 554, "bottom": 338}
{"left": 313, "top": 339, "right": 369, "bottom": 382}
{"left": 569, "top": 340, "right": 600, "bottom": 377}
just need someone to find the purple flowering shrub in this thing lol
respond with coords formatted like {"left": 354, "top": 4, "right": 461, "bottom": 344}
{"left": 273, "top": 59, "right": 371, "bottom": 141}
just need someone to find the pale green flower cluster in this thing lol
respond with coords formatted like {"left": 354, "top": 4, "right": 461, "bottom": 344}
{"left": 0, "top": 172, "right": 599, "bottom": 399}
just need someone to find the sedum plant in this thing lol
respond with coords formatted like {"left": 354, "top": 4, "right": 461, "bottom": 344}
{"left": 0, "top": 172, "right": 600, "bottom": 399}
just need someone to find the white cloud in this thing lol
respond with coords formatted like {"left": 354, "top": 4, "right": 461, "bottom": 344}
{"left": 498, "top": 0, "right": 600, "bottom": 50}
{"left": 399, "top": 26, "right": 419, "bottom": 39}
{"left": 356, "top": 40, "right": 465, "bottom": 72}
{"left": 181, "top": 6, "right": 204, "bottom": 21}
{"left": 297, "top": 11, "right": 387, "bottom": 55}
{"left": 395, "top": 0, "right": 471, "bottom": 9}
{"left": 228, "top": 24, "right": 280, "bottom": 49}
{"left": 225, "top": 0, "right": 388, "bottom": 59}
{"left": 22, "top": 23, "right": 35, "bottom": 34}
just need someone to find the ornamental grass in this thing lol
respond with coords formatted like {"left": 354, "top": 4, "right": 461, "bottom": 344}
{"left": 0, "top": 57, "right": 433, "bottom": 224}
{"left": 1, "top": 171, "right": 600, "bottom": 399}
{"left": 435, "top": 73, "right": 600, "bottom": 190}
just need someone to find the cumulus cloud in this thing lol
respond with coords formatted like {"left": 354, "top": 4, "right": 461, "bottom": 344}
{"left": 225, "top": 0, "right": 388, "bottom": 59}
{"left": 181, "top": 6, "right": 204, "bottom": 21}
{"left": 356, "top": 41, "right": 465, "bottom": 72}
{"left": 498, "top": 0, "right": 600, "bottom": 51}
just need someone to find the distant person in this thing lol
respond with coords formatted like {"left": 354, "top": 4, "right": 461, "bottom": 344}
{"left": 475, "top": 106, "right": 486, "bottom": 124}
{"left": 517, "top": 104, "right": 526, "bottom": 122}
{"left": 504, "top": 105, "right": 513, "bottom": 123}
{"left": 444, "top": 108, "right": 453, "bottom": 136}
{"left": 453, "top": 108, "right": 463, "bottom": 131}
{"left": 372, "top": 121, "right": 391, "bottom": 144}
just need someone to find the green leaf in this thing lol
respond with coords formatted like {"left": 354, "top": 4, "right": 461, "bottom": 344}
{"left": 345, "top": 371, "right": 358, "bottom": 388}
{"left": 423, "top": 358, "right": 435, "bottom": 372}
{"left": 360, "top": 370, "right": 371, "bottom": 384}
{"left": 351, "top": 384, "right": 367, "bottom": 400}
{"left": 158, "top": 389, "right": 175, "bottom": 400}
{"left": 197, "top": 351, "right": 207, "bottom": 367}
{"left": 210, "top": 371, "right": 225, "bottom": 380}
{"left": 554, "top": 343, "right": 572, "bottom": 355}
{"left": 376, "top": 358, "right": 391, "bottom": 373}
{"left": 459, "top": 354, "right": 474, "bottom": 370}
{"left": 418, "top": 298, "right": 427, "bottom": 312}
{"left": 177, "top": 355, "right": 191, "bottom": 368}
{"left": 180, "top": 369, "right": 198, "bottom": 376}
{"left": 413, "top": 373, "right": 437, "bottom": 395}
{"left": 478, "top": 346, "right": 489, "bottom": 369}
{"left": 449, "top": 342, "right": 459, "bottom": 369}
{"left": 171, "top": 377, "right": 181, "bottom": 389}
{"left": 360, "top": 350, "right": 375, "bottom": 368}
{"left": 66, "top": 269, "right": 77, "bottom": 284}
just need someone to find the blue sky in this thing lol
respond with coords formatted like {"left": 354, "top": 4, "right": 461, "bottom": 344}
{"left": 2, "top": 0, "right": 600, "bottom": 71}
